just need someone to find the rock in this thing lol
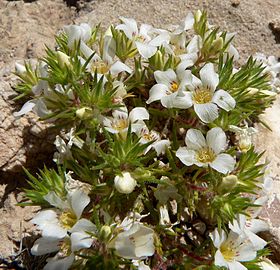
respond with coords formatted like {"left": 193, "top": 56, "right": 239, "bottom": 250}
{"left": 231, "top": 0, "right": 240, "bottom": 7}
{"left": 254, "top": 95, "right": 280, "bottom": 263}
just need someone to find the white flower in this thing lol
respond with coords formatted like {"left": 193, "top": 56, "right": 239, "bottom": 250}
{"left": 159, "top": 204, "right": 171, "bottom": 225}
{"left": 116, "top": 17, "right": 169, "bottom": 59}
{"left": 64, "top": 23, "right": 92, "bottom": 48}
{"left": 229, "top": 214, "right": 268, "bottom": 250}
{"left": 229, "top": 124, "right": 257, "bottom": 153}
{"left": 132, "top": 260, "right": 151, "bottom": 270}
{"left": 80, "top": 35, "right": 132, "bottom": 77}
{"left": 31, "top": 190, "right": 96, "bottom": 239}
{"left": 137, "top": 125, "right": 170, "bottom": 156}
{"left": 103, "top": 107, "right": 149, "bottom": 136}
{"left": 210, "top": 229, "right": 257, "bottom": 270}
{"left": 14, "top": 62, "right": 50, "bottom": 118}
{"left": 146, "top": 69, "right": 193, "bottom": 109}
{"left": 185, "top": 63, "right": 236, "bottom": 123}
{"left": 176, "top": 127, "right": 236, "bottom": 174}
{"left": 114, "top": 172, "right": 137, "bottom": 194}
{"left": 111, "top": 222, "right": 155, "bottom": 259}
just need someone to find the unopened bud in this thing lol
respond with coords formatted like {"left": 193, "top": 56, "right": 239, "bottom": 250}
{"left": 218, "top": 175, "right": 238, "bottom": 194}
{"left": 15, "top": 63, "right": 27, "bottom": 74}
{"left": 247, "top": 87, "right": 259, "bottom": 95}
{"left": 99, "top": 225, "right": 112, "bottom": 242}
{"left": 57, "top": 51, "right": 71, "bottom": 69}
{"left": 76, "top": 107, "right": 93, "bottom": 119}
{"left": 114, "top": 172, "right": 137, "bottom": 194}
{"left": 238, "top": 134, "right": 252, "bottom": 153}
{"left": 210, "top": 37, "right": 223, "bottom": 54}
{"left": 194, "top": 10, "right": 202, "bottom": 22}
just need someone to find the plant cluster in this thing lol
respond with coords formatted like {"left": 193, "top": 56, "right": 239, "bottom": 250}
{"left": 14, "top": 11, "right": 280, "bottom": 270}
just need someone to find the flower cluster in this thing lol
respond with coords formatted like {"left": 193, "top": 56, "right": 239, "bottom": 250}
{"left": 14, "top": 10, "right": 279, "bottom": 270}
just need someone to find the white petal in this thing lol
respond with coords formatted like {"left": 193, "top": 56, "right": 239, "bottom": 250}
{"left": 200, "top": 63, "right": 219, "bottom": 90}
{"left": 185, "top": 128, "right": 206, "bottom": 150}
{"left": 214, "top": 250, "right": 228, "bottom": 267}
{"left": 129, "top": 107, "right": 149, "bottom": 122}
{"left": 149, "top": 33, "right": 170, "bottom": 46}
{"left": 146, "top": 84, "right": 169, "bottom": 104}
{"left": 44, "top": 254, "right": 75, "bottom": 270}
{"left": 194, "top": 103, "right": 219, "bottom": 123}
{"left": 70, "top": 218, "right": 97, "bottom": 233}
{"left": 31, "top": 237, "right": 60, "bottom": 256}
{"left": 110, "top": 61, "right": 132, "bottom": 75}
{"left": 71, "top": 231, "right": 93, "bottom": 251}
{"left": 152, "top": 140, "right": 171, "bottom": 156}
{"left": 247, "top": 219, "right": 269, "bottom": 234}
{"left": 70, "top": 190, "right": 90, "bottom": 219}
{"left": 117, "top": 17, "right": 138, "bottom": 39}
{"left": 227, "top": 261, "right": 247, "bottom": 270}
{"left": 213, "top": 90, "right": 236, "bottom": 111}
{"left": 139, "top": 24, "right": 153, "bottom": 37}
{"left": 246, "top": 230, "right": 267, "bottom": 250}
{"left": 154, "top": 69, "right": 177, "bottom": 86}
{"left": 44, "top": 192, "right": 68, "bottom": 209}
{"left": 163, "top": 92, "right": 193, "bottom": 109}
{"left": 175, "top": 147, "right": 196, "bottom": 166}
{"left": 32, "top": 209, "right": 58, "bottom": 226}
{"left": 206, "top": 127, "right": 227, "bottom": 154}
{"left": 176, "top": 59, "right": 195, "bottom": 74}
{"left": 135, "top": 42, "right": 157, "bottom": 59}
{"left": 210, "top": 229, "right": 227, "bottom": 248}
{"left": 80, "top": 41, "right": 95, "bottom": 59}
{"left": 182, "top": 12, "right": 195, "bottom": 31}
{"left": 236, "top": 243, "right": 257, "bottom": 261}
{"left": 187, "top": 35, "right": 202, "bottom": 53}
{"left": 102, "top": 35, "right": 116, "bottom": 64}
{"left": 13, "top": 100, "right": 36, "bottom": 117}
{"left": 41, "top": 223, "right": 67, "bottom": 239}
{"left": 210, "top": 153, "right": 236, "bottom": 174}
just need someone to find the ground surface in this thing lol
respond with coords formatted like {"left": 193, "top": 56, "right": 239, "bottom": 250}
{"left": 1, "top": 0, "right": 280, "bottom": 268}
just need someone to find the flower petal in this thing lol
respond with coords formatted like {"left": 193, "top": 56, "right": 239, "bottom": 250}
{"left": 70, "top": 190, "right": 90, "bottom": 219}
{"left": 146, "top": 84, "right": 168, "bottom": 104}
{"left": 214, "top": 250, "right": 228, "bottom": 267}
{"left": 31, "top": 237, "right": 60, "bottom": 256}
{"left": 41, "top": 223, "right": 68, "bottom": 239}
{"left": 152, "top": 140, "right": 171, "bottom": 156}
{"left": 154, "top": 69, "right": 177, "bottom": 86}
{"left": 32, "top": 209, "right": 58, "bottom": 227}
{"left": 44, "top": 253, "right": 75, "bottom": 270}
{"left": 44, "top": 191, "right": 68, "bottom": 209}
{"left": 227, "top": 261, "right": 247, "bottom": 270}
{"left": 247, "top": 219, "right": 269, "bottom": 234}
{"left": 135, "top": 42, "right": 157, "bottom": 59}
{"left": 71, "top": 231, "right": 93, "bottom": 251}
{"left": 200, "top": 63, "right": 219, "bottom": 91}
{"left": 110, "top": 61, "right": 132, "bottom": 75}
{"left": 185, "top": 128, "right": 206, "bottom": 150}
{"left": 194, "top": 103, "right": 219, "bottom": 123}
{"left": 246, "top": 230, "right": 267, "bottom": 250}
{"left": 13, "top": 100, "right": 36, "bottom": 117}
{"left": 236, "top": 243, "right": 257, "bottom": 261}
{"left": 129, "top": 107, "right": 149, "bottom": 122}
{"left": 210, "top": 229, "right": 227, "bottom": 249}
{"left": 117, "top": 17, "right": 138, "bottom": 39}
{"left": 210, "top": 153, "right": 236, "bottom": 174}
{"left": 70, "top": 218, "right": 97, "bottom": 233}
{"left": 176, "top": 147, "right": 196, "bottom": 166}
{"left": 213, "top": 89, "right": 236, "bottom": 111}
{"left": 206, "top": 127, "right": 227, "bottom": 154}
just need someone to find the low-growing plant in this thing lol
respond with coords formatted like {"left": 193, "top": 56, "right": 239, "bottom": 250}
{"left": 13, "top": 10, "right": 280, "bottom": 270}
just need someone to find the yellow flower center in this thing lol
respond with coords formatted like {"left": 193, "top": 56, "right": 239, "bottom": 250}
{"left": 92, "top": 60, "right": 109, "bottom": 74}
{"left": 170, "top": 81, "right": 179, "bottom": 93}
{"left": 112, "top": 119, "right": 128, "bottom": 131}
{"left": 59, "top": 211, "right": 77, "bottom": 230}
{"left": 143, "top": 132, "right": 158, "bottom": 141}
{"left": 134, "top": 34, "right": 146, "bottom": 43}
{"left": 192, "top": 86, "right": 213, "bottom": 104}
{"left": 220, "top": 243, "right": 237, "bottom": 262}
{"left": 196, "top": 147, "right": 216, "bottom": 163}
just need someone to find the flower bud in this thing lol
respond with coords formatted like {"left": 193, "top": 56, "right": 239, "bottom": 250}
{"left": 210, "top": 37, "right": 223, "bottom": 54}
{"left": 15, "top": 63, "right": 27, "bottom": 74}
{"left": 76, "top": 107, "right": 93, "bottom": 119}
{"left": 194, "top": 10, "right": 202, "bottom": 22}
{"left": 114, "top": 172, "right": 137, "bottom": 194}
{"left": 218, "top": 175, "right": 238, "bottom": 194}
{"left": 99, "top": 225, "right": 112, "bottom": 242}
{"left": 238, "top": 134, "right": 252, "bottom": 153}
{"left": 57, "top": 51, "right": 71, "bottom": 69}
